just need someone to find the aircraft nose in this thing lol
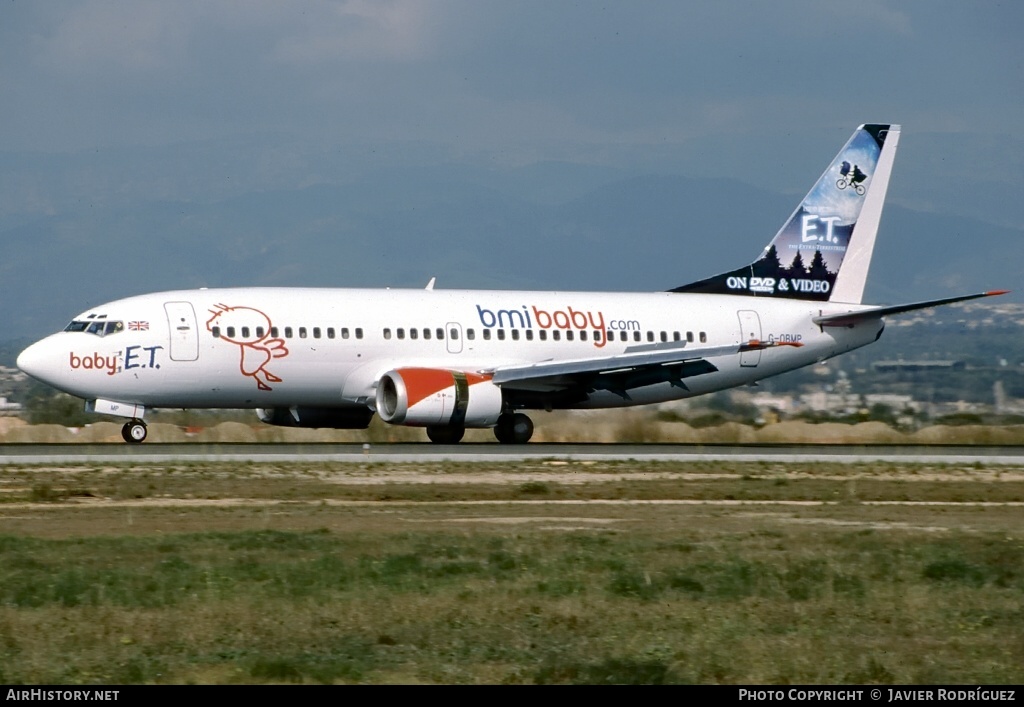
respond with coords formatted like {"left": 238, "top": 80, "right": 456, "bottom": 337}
{"left": 17, "top": 338, "right": 62, "bottom": 387}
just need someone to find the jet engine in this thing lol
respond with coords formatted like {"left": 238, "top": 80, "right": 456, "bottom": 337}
{"left": 256, "top": 406, "right": 374, "bottom": 429}
{"left": 375, "top": 368, "right": 503, "bottom": 427}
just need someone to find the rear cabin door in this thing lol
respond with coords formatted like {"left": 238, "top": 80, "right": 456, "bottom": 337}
{"left": 737, "top": 310, "right": 762, "bottom": 367}
{"left": 165, "top": 302, "right": 199, "bottom": 361}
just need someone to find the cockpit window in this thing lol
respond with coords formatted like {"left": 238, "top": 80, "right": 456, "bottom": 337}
{"left": 65, "top": 320, "right": 124, "bottom": 337}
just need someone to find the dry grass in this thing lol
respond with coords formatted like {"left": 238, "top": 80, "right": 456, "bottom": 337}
{"left": 0, "top": 459, "right": 1022, "bottom": 684}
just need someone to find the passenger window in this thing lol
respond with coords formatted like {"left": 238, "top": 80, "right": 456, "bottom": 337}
{"left": 526, "top": 331, "right": 533, "bottom": 341}
{"left": 449, "top": 328, "right": 459, "bottom": 340}
{"left": 483, "top": 330, "right": 491, "bottom": 340}
{"left": 299, "top": 327, "right": 307, "bottom": 339}
{"left": 566, "top": 331, "right": 574, "bottom": 341}
{"left": 673, "top": 331, "right": 680, "bottom": 341}
{"left": 634, "top": 331, "right": 641, "bottom": 342}
{"left": 397, "top": 328, "right": 405, "bottom": 340}
{"left": 242, "top": 327, "right": 250, "bottom": 338}
{"left": 327, "top": 328, "right": 335, "bottom": 339}
{"left": 424, "top": 328, "right": 431, "bottom": 340}
{"left": 436, "top": 328, "right": 444, "bottom": 340}
{"left": 621, "top": 332, "right": 628, "bottom": 342}
{"left": 466, "top": 329, "right": 474, "bottom": 340}
{"left": 341, "top": 328, "right": 350, "bottom": 339}
{"left": 539, "top": 330, "right": 547, "bottom": 341}
{"left": 227, "top": 327, "right": 236, "bottom": 338}
{"left": 211, "top": 326, "right": 221, "bottom": 338}
{"left": 497, "top": 330, "right": 505, "bottom": 341}
{"left": 271, "top": 327, "right": 279, "bottom": 337}
{"left": 646, "top": 332, "right": 654, "bottom": 342}
{"left": 700, "top": 332, "right": 707, "bottom": 343}
{"left": 553, "top": 331, "right": 561, "bottom": 341}
{"left": 511, "top": 330, "right": 520, "bottom": 341}
{"left": 660, "top": 332, "right": 667, "bottom": 342}
{"left": 410, "top": 328, "right": 418, "bottom": 340}
{"left": 687, "top": 331, "right": 694, "bottom": 343}
{"left": 256, "top": 326, "right": 265, "bottom": 338}
{"left": 285, "top": 327, "right": 293, "bottom": 338}
{"left": 356, "top": 328, "right": 363, "bottom": 339}
{"left": 313, "top": 327, "right": 321, "bottom": 339}
{"left": 593, "top": 330, "right": 601, "bottom": 342}
{"left": 579, "top": 331, "right": 587, "bottom": 342}
{"left": 383, "top": 328, "right": 392, "bottom": 340}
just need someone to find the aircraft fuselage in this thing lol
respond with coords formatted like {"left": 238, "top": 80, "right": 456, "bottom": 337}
{"left": 18, "top": 286, "right": 882, "bottom": 413}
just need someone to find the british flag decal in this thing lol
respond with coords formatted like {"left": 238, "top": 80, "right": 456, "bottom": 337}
{"left": 128, "top": 321, "right": 149, "bottom": 331}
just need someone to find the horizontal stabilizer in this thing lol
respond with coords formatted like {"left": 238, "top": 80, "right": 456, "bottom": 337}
{"left": 813, "top": 290, "right": 1009, "bottom": 327}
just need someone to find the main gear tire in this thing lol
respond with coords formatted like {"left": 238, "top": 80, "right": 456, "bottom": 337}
{"left": 121, "top": 419, "right": 148, "bottom": 444}
{"left": 426, "top": 425, "right": 465, "bottom": 444}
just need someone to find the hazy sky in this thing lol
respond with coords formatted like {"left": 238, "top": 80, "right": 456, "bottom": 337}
{"left": 1, "top": 0, "right": 1022, "bottom": 339}
{"left": 2, "top": 1, "right": 1020, "bottom": 162}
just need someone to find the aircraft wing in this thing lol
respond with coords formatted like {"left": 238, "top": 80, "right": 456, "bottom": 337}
{"left": 813, "top": 290, "right": 1008, "bottom": 327}
{"left": 484, "top": 338, "right": 801, "bottom": 395}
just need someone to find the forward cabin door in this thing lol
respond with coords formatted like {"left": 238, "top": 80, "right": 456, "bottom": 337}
{"left": 737, "top": 310, "right": 761, "bottom": 367}
{"left": 165, "top": 302, "right": 200, "bottom": 361}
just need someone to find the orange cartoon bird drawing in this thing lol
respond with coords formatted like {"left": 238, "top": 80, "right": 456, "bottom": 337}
{"left": 206, "top": 304, "right": 289, "bottom": 390}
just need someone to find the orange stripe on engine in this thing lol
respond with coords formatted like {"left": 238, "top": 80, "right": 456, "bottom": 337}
{"left": 401, "top": 368, "right": 458, "bottom": 408}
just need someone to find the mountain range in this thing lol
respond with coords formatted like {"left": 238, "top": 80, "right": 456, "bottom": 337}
{"left": 2, "top": 137, "right": 1021, "bottom": 341}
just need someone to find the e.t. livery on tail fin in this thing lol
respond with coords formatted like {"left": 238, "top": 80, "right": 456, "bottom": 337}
{"left": 671, "top": 124, "right": 900, "bottom": 304}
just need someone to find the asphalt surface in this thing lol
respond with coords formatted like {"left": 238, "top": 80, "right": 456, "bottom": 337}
{"left": 2, "top": 443, "right": 1024, "bottom": 464}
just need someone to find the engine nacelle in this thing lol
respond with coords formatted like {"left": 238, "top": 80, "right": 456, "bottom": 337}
{"left": 375, "top": 368, "right": 503, "bottom": 427}
{"left": 256, "top": 406, "right": 374, "bottom": 429}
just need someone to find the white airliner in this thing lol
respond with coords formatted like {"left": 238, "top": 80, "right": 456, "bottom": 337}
{"left": 17, "top": 124, "right": 1006, "bottom": 444}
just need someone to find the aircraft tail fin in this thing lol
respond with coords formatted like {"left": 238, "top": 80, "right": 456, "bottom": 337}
{"left": 671, "top": 123, "right": 900, "bottom": 304}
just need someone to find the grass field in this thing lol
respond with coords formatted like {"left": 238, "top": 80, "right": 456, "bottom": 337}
{"left": 0, "top": 459, "right": 1022, "bottom": 684}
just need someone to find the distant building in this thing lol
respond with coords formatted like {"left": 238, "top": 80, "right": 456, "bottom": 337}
{"left": 799, "top": 390, "right": 858, "bottom": 414}
{"left": 748, "top": 393, "right": 794, "bottom": 413}
{"left": 0, "top": 397, "right": 22, "bottom": 415}
{"left": 864, "top": 394, "right": 919, "bottom": 412}
{"left": 0, "top": 365, "right": 26, "bottom": 381}
{"left": 872, "top": 360, "right": 965, "bottom": 372}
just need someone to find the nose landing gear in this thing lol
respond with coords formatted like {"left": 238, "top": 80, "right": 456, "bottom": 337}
{"left": 121, "top": 419, "right": 148, "bottom": 444}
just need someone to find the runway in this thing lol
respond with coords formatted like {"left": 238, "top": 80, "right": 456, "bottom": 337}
{"left": 3, "top": 442, "right": 1024, "bottom": 465}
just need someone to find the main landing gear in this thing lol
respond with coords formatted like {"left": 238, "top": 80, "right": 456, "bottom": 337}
{"left": 121, "top": 418, "right": 148, "bottom": 444}
{"left": 493, "top": 413, "right": 534, "bottom": 444}
{"left": 424, "top": 413, "right": 535, "bottom": 444}
{"left": 426, "top": 425, "right": 465, "bottom": 444}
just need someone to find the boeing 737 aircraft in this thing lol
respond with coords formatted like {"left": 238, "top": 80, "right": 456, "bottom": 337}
{"left": 17, "top": 124, "right": 1006, "bottom": 443}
